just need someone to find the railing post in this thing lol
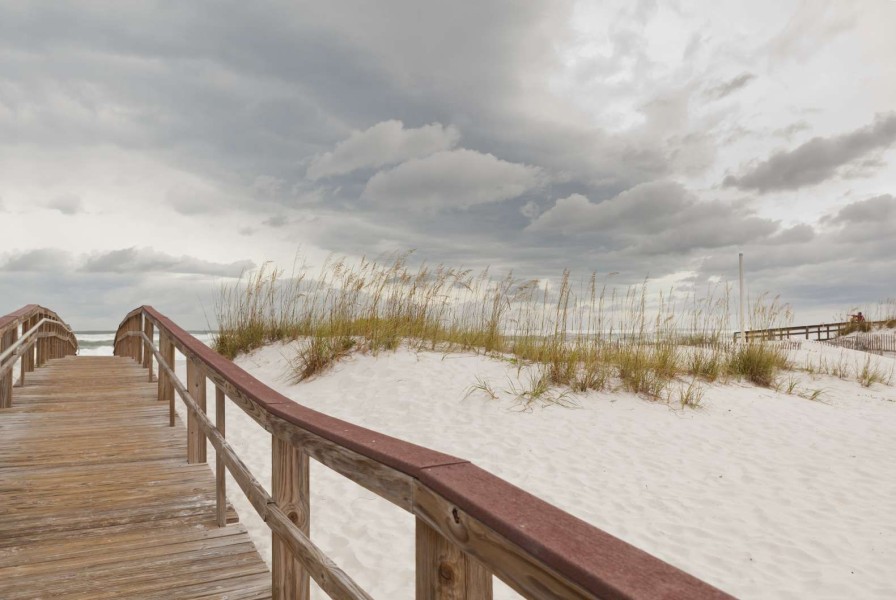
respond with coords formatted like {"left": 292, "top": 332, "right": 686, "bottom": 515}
{"left": 186, "top": 358, "right": 207, "bottom": 463}
{"left": 135, "top": 315, "right": 144, "bottom": 366}
{"left": 272, "top": 437, "right": 310, "bottom": 600}
{"left": 158, "top": 332, "right": 175, "bottom": 426}
{"left": 416, "top": 519, "right": 493, "bottom": 599}
{"left": 23, "top": 317, "right": 35, "bottom": 374}
{"left": 18, "top": 321, "right": 26, "bottom": 387}
{"left": 0, "top": 327, "right": 16, "bottom": 408}
{"left": 36, "top": 319, "right": 44, "bottom": 367}
{"left": 215, "top": 386, "right": 227, "bottom": 527}
{"left": 143, "top": 318, "right": 154, "bottom": 382}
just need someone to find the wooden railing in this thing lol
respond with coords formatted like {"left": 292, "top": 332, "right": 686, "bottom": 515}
{"left": 0, "top": 305, "right": 78, "bottom": 408}
{"left": 733, "top": 320, "right": 889, "bottom": 342}
{"left": 115, "top": 305, "right": 730, "bottom": 600}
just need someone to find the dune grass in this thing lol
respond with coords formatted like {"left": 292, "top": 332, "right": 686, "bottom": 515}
{"left": 214, "top": 253, "right": 797, "bottom": 402}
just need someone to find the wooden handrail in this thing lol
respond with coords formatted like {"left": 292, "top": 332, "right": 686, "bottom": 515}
{"left": 115, "top": 305, "right": 731, "bottom": 600}
{"left": 0, "top": 305, "right": 78, "bottom": 409}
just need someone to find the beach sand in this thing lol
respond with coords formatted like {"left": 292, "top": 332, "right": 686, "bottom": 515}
{"left": 175, "top": 340, "right": 896, "bottom": 599}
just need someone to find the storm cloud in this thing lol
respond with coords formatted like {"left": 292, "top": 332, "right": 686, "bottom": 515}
{"left": 724, "top": 113, "right": 896, "bottom": 192}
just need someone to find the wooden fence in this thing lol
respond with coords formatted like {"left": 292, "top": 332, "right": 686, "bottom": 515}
{"left": 820, "top": 333, "right": 896, "bottom": 354}
{"left": 0, "top": 304, "right": 78, "bottom": 408}
{"left": 733, "top": 320, "right": 890, "bottom": 342}
{"left": 114, "top": 305, "right": 730, "bottom": 600}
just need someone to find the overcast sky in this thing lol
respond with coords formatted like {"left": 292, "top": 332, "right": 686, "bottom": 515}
{"left": 1, "top": 1, "right": 894, "bottom": 329}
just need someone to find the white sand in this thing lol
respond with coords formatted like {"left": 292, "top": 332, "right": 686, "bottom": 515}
{"left": 175, "top": 341, "right": 896, "bottom": 599}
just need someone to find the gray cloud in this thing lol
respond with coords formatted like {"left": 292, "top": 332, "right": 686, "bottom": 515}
{"left": 705, "top": 73, "right": 756, "bottom": 100}
{"left": 1, "top": 249, "right": 73, "bottom": 272}
{"left": 526, "top": 182, "right": 779, "bottom": 254}
{"left": 82, "top": 248, "right": 254, "bottom": 277}
{"left": 829, "top": 194, "right": 896, "bottom": 225}
{"left": 263, "top": 214, "right": 289, "bottom": 228}
{"left": 767, "top": 223, "right": 815, "bottom": 245}
{"left": 773, "top": 121, "right": 810, "bottom": 140}
{"left": 307, "top": 121, "right": 460, "bottom": 180}
{"left": 45, "top": 194, "right": 84, "bottom": 215}
{"left": 0, "top": 271, "right": 220, "bottom": 330}
{"left": 361, "top": 149, "right": 543, "bottom": 212}
{"left": 724, "top": 113, "right": 896, "bottom": 192}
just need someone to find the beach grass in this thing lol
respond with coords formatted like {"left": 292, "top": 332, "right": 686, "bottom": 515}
{"left": 214, "top": 253, "right": 798, "bottom": 401}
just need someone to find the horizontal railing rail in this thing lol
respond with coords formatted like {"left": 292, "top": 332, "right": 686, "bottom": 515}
{"left": 115, "top": 305, "right": 731, "bottom": 600}
{"left": 0, "top": 305, "right": 78, "bottom": 408}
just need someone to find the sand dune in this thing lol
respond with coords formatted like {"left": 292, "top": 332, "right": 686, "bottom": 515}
{"left": 176, "top": 340, "right": 896, "bottom": 599}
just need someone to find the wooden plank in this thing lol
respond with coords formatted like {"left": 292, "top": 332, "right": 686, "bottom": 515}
{"left": 271, "top": 436, "right": 310, "bottom": 600}
{"left": 0, "top": 356, "right": 270, "bottom": 599}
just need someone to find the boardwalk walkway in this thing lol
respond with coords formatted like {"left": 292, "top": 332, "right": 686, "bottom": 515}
{"left": 0, "top": 356, "right": 271, "bottom": 599}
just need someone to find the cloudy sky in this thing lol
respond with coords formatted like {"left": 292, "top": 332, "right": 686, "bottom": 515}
{"left": 1, "top": 0, "right": 894, "bottom": 329}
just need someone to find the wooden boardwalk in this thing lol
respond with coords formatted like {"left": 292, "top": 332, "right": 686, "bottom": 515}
{"left": 0, "top": 356, "right": 271, "bottom": 599}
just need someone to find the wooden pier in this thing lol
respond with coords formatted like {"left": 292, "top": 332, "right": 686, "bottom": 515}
{"left": 0, "top": 355, "right": 270, "bottom": 599}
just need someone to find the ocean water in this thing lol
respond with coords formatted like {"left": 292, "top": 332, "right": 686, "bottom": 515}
{"left": 75, "top": 331, "right": 217, "bottom": 356}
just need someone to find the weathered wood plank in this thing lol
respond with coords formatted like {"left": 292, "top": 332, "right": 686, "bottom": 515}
{"left": 0, "top": 356, "right": 270, "bottom": 599}
{"left": 187, "top": 357, "right": 207, "bottom": 464}
{"left": 272, "top": 436, "right": 310, "bottom": 600}
{"left": 416, "top": 518, "right": 493, "bottom": 600}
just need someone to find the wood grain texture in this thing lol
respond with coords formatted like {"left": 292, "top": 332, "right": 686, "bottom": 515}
{"left": 187, "top": 358, "right": 207, "bottom": 464}
{"left": 216, "top": 386, "right": 228, "bottom": 528}
{"left": 272, "top": 436, "right": 310, "bottom": 600}
{"left": 416, "top": 518, "right": 493, "bottom": 600}
{"left": 143, "top": 319, "right": 154, "bottom": 379}
{"left": 0, "top": 355, "right": 270, "bottom": 599}
{"left": 413, "top": 481, "right": 595, "bottom": 600}
{"left": 0, "top": 327, "right": 13, "bottom": 408}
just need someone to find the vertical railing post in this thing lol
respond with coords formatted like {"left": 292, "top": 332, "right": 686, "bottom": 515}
{"left": 0, "top": 326, "right": 16, "bottom": 408}
{"left": 416, "top": 519, "right": 493, "bottom": 600}
{"left": 128, "top": 316, "right": 136, "bottom": 361}
{"left": 158, "top": 332, "right": 175, "bottom": 426}
{"left": 143, "top": 318, "right": 154, "bottom": 382}
{"left": 186, "top": 357, "right": 207, "bottom": 463}
{"left": 35, "top": 317, "right": 44, "bottom": 367}
{"left": 18, "top": 321, "right": 26, "bottom": 387}
{"left": 135, "top": 315, "right": 144, "bottom": 366}
{"left": 23, "top": 317, "right": 35, "bottom": 374}
{"left": 272, "top": 437, "right": 310, "bottom": 600}
{"left": 215, "top": 387, "right": 227, "bottom": 527}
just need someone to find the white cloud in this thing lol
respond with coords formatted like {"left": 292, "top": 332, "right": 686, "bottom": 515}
{"left": 306, "top": 120, "right": 460, "bottom": 180}
{"left": 361, "top": 149, "right": 543, "bottom": 212}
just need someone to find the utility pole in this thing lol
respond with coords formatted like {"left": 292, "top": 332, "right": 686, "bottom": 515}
{"left": 739, "top": 252, "right": 745, "bottom": 342}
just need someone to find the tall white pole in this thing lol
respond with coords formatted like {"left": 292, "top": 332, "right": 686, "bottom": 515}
{"left": 739, "top": 252, "right": 745, "bottom": 341}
